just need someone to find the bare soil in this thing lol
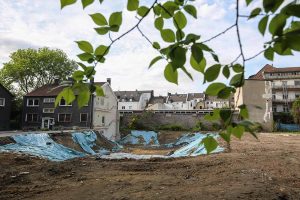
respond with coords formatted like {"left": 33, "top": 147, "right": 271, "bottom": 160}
{"left": 0, "top": 133, "right": 300, "bottom": 200}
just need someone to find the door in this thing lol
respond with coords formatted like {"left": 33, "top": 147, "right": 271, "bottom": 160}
{"left": 42, "top": 118, "right": 54, "bottom": 129}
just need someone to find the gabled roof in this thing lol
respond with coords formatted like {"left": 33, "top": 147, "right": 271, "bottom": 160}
{"left": 114, "top": 90, "right": 153, "bottom": 102}
{"left": 249, "top": 64, "right": 300, "bottom": 80}
{"left": 168, "top": 93, "right": 187, "bottom": 103}
{"left": 0, "top": 83, "right": 14, "bottom": 97}
{"left": 25, "top": 82, "right": 106, "bottom": 97}
{"left": 187, "top": 93, "right": 205, "bottom": 101}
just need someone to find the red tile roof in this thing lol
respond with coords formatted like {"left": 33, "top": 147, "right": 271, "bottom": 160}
{"left": 25, "top": 82, "right": 106, "bottom": 97}
{"left": 249, "top": 64, "right": 300, "bottom": 80}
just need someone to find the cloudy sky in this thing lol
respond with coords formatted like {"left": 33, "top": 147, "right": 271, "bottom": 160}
{"left": 0, "top": 0, "right": 299, "bottom": 95}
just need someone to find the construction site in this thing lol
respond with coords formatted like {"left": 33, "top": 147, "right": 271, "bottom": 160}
{"left": 0, "top": 130, "right": 300, "bottom": 200}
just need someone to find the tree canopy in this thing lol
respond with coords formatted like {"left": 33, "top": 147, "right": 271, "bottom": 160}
{"left": 291, "top": 98, "right": 300, "bottom": 124}
{"left": 0, "top": 47, "right": 77, "bottom": 97}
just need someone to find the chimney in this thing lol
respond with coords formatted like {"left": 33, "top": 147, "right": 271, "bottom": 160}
{"left": 106, "top": 78, "right": 111, "bottom": 85}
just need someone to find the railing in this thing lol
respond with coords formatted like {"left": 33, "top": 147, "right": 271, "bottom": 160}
{"left": 272, "top": 85, "right": 300, "bottom": 89}
{"left": 272, "top": 98, "right": 295, "bottom": 102}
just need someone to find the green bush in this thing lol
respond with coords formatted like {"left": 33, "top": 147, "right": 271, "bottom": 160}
{"left": 159, "top": 124, "right": 186, "bottom": 131}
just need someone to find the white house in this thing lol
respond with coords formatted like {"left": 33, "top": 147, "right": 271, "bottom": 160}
{"left": 115, "top": 90, "right": 153, "bottom": 110}
{"left": 93, "top": 82, "right": 120, "bottom": 141}
{"left": 204, "top": 96, "right": 231, "bottom": 109}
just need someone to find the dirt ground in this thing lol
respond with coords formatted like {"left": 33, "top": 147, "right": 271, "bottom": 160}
{"left": 0, "top": 132, "right": 300, "bottom": 200}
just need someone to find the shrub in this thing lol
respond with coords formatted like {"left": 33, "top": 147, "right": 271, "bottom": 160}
{"left": 159, "top": 124, "right": 186, "bottom": 131}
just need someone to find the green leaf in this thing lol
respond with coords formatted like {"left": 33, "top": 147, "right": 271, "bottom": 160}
{"left": 109, "top": 25, "right": 120, "bottom": 32}
{"left": 176, "top": 29, "right": 185, "bottom": 41}
{"left": 283, "top": 4, "right": 300, "bottom": 18}
{"left": 202, "top": 136, "right": 218, "bottom": 154}
{"left": 239, "top": 104, "right": 249, "bottom": 119}
{"left": 149, "top": 56, "right": 163, "bottom": 68}
{"left": 55, "top": 87, "right": 75, "bottom": 107}
{"left": 84, "top": 67, "right": 96, "bottom": 78}
{"left": 249, "top": 8, "right": 261, "bottom": 19}
{"left": 77, "top": 85, "right": 91, "bottom": 108}
{"left": 183, "top": 5, "right": 197, "bottom": 19}
{"left": 211, "top": 53, "right": 219, "bottom": 62}
{"left": 95, "top": 45, "right": 109, "bottom": 56}
{"left": 77, "top": 53, "right": 93, "bottom": 61}
{"left": 161, "top": 29, "right": 176, "bottom": 43}
{"left": 90, "top": 13, "right": 108, "bottom": 26}
{"left": 94, "top": 27, "right": 109, "bottom": 35}
{"left": 173, "top": 11, "right": 187, "bottom": 29}
{"left": 263, "top": 0, "right": 283, "bottom": 13}
{"left": 220, "top": 132, "right": 231, "bottom": 143}
{"left": 232, "top": 64, "right": 244, "bottom": 73}
{"left": 164, "top": 63, "right": 178, "bottom": 84}
{"left": 232, "top": 125, "right": 245, "bottom": 139}
{"left": 264, "top": 47, "right": 274, "bottom": 61}
{"left": 205, "top": 83, "right": 226, "bottom": 96}
{"left": 258, "top": 15, "right": 269, "bottom": 35}
{"left": 204, "top": 109, "right": 220, "bottom": 121}
{"left": 76, "top": 41, "right": 93, "bottom": 53}
{"left": 185, "top": 34, "right": 200, "bottom": 43}
{"left": 222, "top": 65, "right": 230, "bottom": 79}
{"left": 137, "top": 6, "right": 149, "bottom": 17}
{"left": 161, "top": 1, "right": 178, "bottom": 19}
{"left": 218, "top": 87, "right": 232, "bottom": 99}
{"left": 169, "top": 46, "right": 186, "bottom": 69}
{"left": 230, "top": 73, "right": 244, "bottom": 87}
{"left": 155, "top": 17, "right": 164, "bottom": 30}
{"left": 153, "top": 5, "right": 161, "bottom": 15}
{"left": 109, "top": 12, "right": 122, "bottom": 27}
{"left": 220, "top": 109, "right": 231, "bottom": 125}
{"left": 95, "top": 85, "right": 104, "bottom": 96}
{"left": 72, "top": 70, "right": 85, "bottom": 81}
{"left": 127, "top": 0, "right": 139, "bottom": 11}
{"left": 190, "top": 55, "right": 206, "bottom": 73}
{"left": 269, "top": 14, "right": 287, "bottom": 35}
{"left": 82, "top": 0, "right": 94, "bottom": 9}
{"left": 246, "top": 0, "right": 253, "bottom": 6}
{"left": 60, "top": 0, "right": 77, "bottom": 9}
{"left": 152, "top": 42, "right": 161, "bottom": 49}
{"left": 191, "top": 43, "right": 203, "bottom": 63}
{"left": 204, "top": 64, "right": 221, "bottom": 82}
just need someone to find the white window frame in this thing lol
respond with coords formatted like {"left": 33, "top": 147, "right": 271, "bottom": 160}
{"left": 27, "top": 98, "right": 39, "bottom": 107}
{"left": 43, "top": 98, "right": 55, "bottom": 103}
{"left": 43, "top": 108, "right": 55, "bottom": 113}
{"left": 58, "top": 113, "right": 72, "bottom": 122}
{"left": 80, "top": 113, "right": 88, "bottom": 122}
{"left": 59, "top": 98, "right": 72, "bottom": 107}
{"left": 25, "top": 113, "right": 39, "bottom": 122}
{"left": 0, "top": 98, "right": 5, "bottom": 107}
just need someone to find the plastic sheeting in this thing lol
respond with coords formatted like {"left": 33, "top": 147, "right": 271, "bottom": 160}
{"left": 277, "top": 123, "right": 300, "bottom": 131}
{"left": 119, "top": 130, "right": 159, "bottom": 146}
{"left": 98, "top": 152, "right": 167, "bottom": 160}
{"left": 0, "top": 133, "right": 86, "bottom": 161}
{"left": 170, "top": 133, "right": 224, "bottom": 157}
{"left": 164, "top": 133, "right": 204, "bottom": 148}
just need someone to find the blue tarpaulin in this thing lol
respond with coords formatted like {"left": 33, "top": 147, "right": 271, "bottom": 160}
{"left": 0, "top": 133, "right": 86, "bottom": 161}
{"left": 164, "top": 133, "right": 204, "bottom": 148}
{"left": 72, "top": 131, "right": 110, "bottom": 155}
{"left": 119, "top": 130, "right": 159, "bottom": 145}
{"left": 277, "top": 123, "right": 300, "bottom": 131}
{"left": 170, "top": 133, "right": 224, "bottom": 157}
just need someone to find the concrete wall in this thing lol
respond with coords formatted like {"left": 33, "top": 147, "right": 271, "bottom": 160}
{"left": 235, "top": 80, "right": 273, "bottom": 131}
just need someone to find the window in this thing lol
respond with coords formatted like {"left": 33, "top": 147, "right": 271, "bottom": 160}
{"left": 122, "top": 106, "right": 125, "bottom": 109}
{"left": 27, "top": 98, "right": 39, "bottom": 107}
{"left": 0, "top": 98, "right": 5, "bottom": 106}
{"left": 102, "top": 116, "right": 105, "bottom": 125}
{"left": 100, "top": 98, "right": 104, "bottom": 105}
{"left": 80, "top": 113, "right": 88, "bottom": 122}
{"left": 296, "top": 94, "right": 300, "bottom": 99}
{"left": 295, "top": 81, "right": 300, "bottom": 86}
{"left": 283, "top": 94, "right": 288, "bottom": 99}
{"left": 58, "top": 114, "right": 72, "bottom": 122}
{"left": 43, "top": 108, "right": 55, "bottom": 113}
{"left": 129, "top": 106, "right": 132, "bottom": 109}
{"left": 59, "top": 98, "right": 72, "bottom": 106}
{"left": 26, "top": 114, "right": 38, "bottom": 122}
{"left": 43, "top": 98, "right": 55, "bottom": 103}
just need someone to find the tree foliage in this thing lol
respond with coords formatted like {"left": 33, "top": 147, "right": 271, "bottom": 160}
{"left": 291, "top": 98, "right": 300, "bottom": 124}
{"left": 59, "top": 0, "right": 300, "bottom": 152}
{"left": 0, "top": 48, "right": 77, "bottom": 97}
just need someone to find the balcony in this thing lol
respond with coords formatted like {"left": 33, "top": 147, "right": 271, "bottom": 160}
{"left": 272, "top": 98, "right": 295, "bottom": 103}
{"left": 272, "top": 84, "right": 300, "bottom": 89}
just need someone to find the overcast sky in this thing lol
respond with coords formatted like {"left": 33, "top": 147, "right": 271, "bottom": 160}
{"left": 0, "top": 0, "right": 299, "bottom": 96}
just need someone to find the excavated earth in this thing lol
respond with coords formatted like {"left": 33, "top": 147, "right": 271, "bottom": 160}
{"left": 0, "top": 132, "right": 300, "bottom": 200}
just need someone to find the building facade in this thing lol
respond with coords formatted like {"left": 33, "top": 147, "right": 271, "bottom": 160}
{"left": 22, "top": 79, "right": 119, "bottom": 141}
{"left": 115, "top": 90, "right": 153, "bottom": 110}
{"left": 249, "top": 64, "right": 300, "bottom": 113}
{"left": 0, "top": 84, "right": 13, "bottom": 130}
